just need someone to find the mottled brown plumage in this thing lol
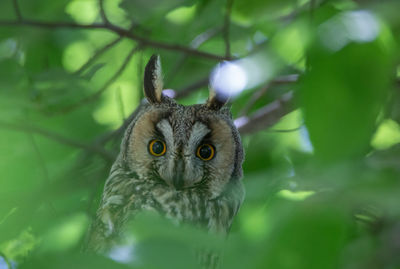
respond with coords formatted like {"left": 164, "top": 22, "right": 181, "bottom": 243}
{"left": 85, "top": 55, "right": 245, "bottom": 267}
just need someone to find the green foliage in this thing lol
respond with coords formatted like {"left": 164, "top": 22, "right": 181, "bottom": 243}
{"left": 300, "top": 24, "right": 394, "bottom": 161}
{"left": 1, "top": 0, "right": 400, "bottom": 268}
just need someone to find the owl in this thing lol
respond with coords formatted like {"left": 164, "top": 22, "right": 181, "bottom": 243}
{"left": 85, "top": 55, "right": 245, "bottom": 267}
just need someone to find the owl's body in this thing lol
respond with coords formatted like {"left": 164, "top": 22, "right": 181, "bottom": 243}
{"left": 86, "top": 56, "right": 245, "bottom": 262}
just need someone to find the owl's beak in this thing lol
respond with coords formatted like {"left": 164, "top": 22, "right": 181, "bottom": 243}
{"left": 173, "top": 158, "right": 185, "bottom": 190}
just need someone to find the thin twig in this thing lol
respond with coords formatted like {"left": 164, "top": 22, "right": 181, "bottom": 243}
{"left": 191, "top": 27, "right": 222, "bottom": 49}
{"left": 267, "top": 126, "right": 302, "bottom": 133}
{"left": 98, "top": 0, "right": 109, "bottom": 25}
{"left": 236, "top": 91, "right": 296, "bottom": 134}
{"left": 74, "top": 35, "right": 123, "bottom": 75}
{"left": 239, "top": 74, "right": 299, "bottom": 116}
{"left": 58, "top": 45, "right": 140, "bottom": 113}
{"left": 0, "top": 121, "right": 114, "bottom": 161}
{"left": 12, "top": 0, "right": 22, "bottom": 21}
{"left": 0, "top": 19, "right": 227, "bottom": 60}
{"left": 223, "top": 0, "right": 234, "bottom": 59}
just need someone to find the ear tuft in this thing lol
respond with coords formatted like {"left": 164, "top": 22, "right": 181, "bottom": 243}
{"left": 144, "top": 54, "right": 163, "bottom": 104}
{"left": 207, "top": 86, "right": 229, "bottom": 110}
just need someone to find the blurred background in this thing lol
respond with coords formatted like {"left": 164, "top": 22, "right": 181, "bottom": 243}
{"left": 0, "top": 0, "right": 400, "bottom": 268}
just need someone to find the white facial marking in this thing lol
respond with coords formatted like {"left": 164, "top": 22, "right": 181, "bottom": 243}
{"left": 156, "top": 119, "right": 174, "bottom": 148}
{"left": 187, "top": 122, "right": 210, "bottom": 151}
{"left": 156, "top": 119, "right": 175, "bottom": 185}
{"left": 183, "top": 122, "right": 211, "bottom": 184}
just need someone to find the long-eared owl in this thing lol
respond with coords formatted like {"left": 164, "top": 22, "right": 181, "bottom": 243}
{"left": 85, "top": 55, "right": 245, "bottom": 260}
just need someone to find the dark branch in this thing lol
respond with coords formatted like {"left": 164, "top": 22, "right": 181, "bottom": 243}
{"left": 12, "top": 0, "right": 23, "bottom": 21}
{"left": 236, "top": 91, "right": 296, "bottom": 134}
{"left": 0, "top": 19, "right": 227, "bottom": 60}
{"left": 0, "top": 121, "right": 114, "bottom": 161}
{"left": 99, "top": 0, "right": 109, "bottom": 25}
{"left": 223, "top": 0, "right": 234, "bottom": 59}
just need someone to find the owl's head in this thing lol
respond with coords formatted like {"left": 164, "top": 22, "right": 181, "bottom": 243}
{"left": 121, "top": 55, "right": 243, "bottom": 198}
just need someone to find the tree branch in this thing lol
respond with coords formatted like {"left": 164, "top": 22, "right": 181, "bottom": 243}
{"left": 0, "top": 19, "right": 227, "bottom": 61}
{"left": 0, "top": 121, "right": 114, "bottom": 161}
{"left": 239, "top": 74, "right": 299, "bottom": 116}
{"left": 223, "top": 0, "right": 234, "bottom": 59}
{"left": 12, "top": 0, "right": 22, "bottom": 21}
{"left": 236, "top": 91, "right": 296, "bottom": 134}
{"left": 98, "top": 0, "right": 109, "bottom": 25}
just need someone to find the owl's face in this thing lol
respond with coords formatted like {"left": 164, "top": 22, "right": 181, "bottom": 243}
{"left": 122, "top": 55, "right": 243, "bottom": 199}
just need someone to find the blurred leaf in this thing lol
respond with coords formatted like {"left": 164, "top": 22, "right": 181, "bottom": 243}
{"left": 259, "top": 199, "right": 351, "bottom": 269}
{"left": 299, "top": 11, "right": 395, "bottom": 161}
{"left": 0, "top": 228, "right": 38, "bottom": 261}
{"left": 371, "top": 119, "right": 400, "bottom": 150}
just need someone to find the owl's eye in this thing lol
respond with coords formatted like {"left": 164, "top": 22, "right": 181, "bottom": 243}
{"left": 196, "top": 144, "right": 215, "bottom": 161}
{"left": 149, "top": 139, "right": 166, "bottom": 156}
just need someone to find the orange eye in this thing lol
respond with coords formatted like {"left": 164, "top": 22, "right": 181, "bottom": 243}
{"left": 196, "top": 144, "right": 215, "bottom": 161}
{"left": 149, "top": 139, "right": 166, "bottom": 156}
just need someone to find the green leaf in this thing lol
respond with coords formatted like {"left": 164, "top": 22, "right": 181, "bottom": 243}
{"left": 299, "top": 12, "right": 394, "bottom": 161}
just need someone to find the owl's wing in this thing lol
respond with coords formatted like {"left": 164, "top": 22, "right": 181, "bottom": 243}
{"left": 83, "top": 160, "right": 137, "bottom": 253}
